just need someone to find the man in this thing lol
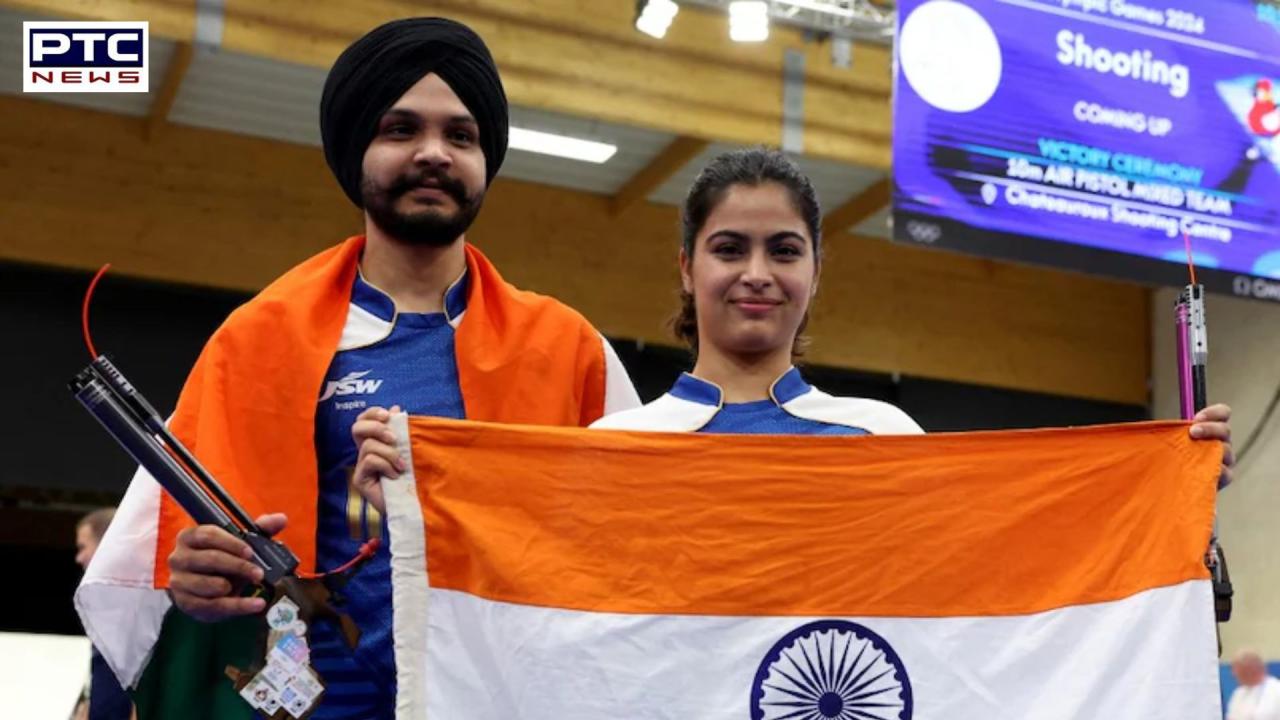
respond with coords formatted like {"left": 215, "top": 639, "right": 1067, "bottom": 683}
{"left": 74, "top": 509, "right": 132, "bottom": 720}
{"left": 75, "top": 508, "right": 114, "bottom": 571}
{"left": 1228, "top": 650, "right": 1280, "bottom": 720}
{"left": 75, "top": 17, "right": 639, "bottom": 720}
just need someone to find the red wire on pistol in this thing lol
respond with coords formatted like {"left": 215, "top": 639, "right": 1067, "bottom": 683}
{"left": 298, "top": 538, "right": 381, "bottom": 579}
{"left": 83, "top": 263, "right": 112, "bottom": 359}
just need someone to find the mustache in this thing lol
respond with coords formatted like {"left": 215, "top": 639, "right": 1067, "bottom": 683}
{"left": 387, "top": 168, "right": 469, "bottom": 206}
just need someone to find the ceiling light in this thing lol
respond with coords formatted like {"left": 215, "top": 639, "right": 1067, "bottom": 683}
{"left": 729, "top": 0, "right": 770, "bottom": 42}
{"left": 508, "top": 127, "right": 618, "bottom": 164}
{"left": 635, "top": 0, "right": 680, "bottom": 39}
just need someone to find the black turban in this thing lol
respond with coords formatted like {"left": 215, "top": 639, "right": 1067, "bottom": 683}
{"left": 320, "top": 17, "right": 508, "bottom": 207}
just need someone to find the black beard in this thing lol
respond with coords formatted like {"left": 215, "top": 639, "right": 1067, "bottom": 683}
{"left": 361, "top": 169, "right": 484, "bottom": 248}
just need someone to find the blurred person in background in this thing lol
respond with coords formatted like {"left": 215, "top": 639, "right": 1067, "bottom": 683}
{"left": 1228, "top": 649, "right": 1280, "bottom": 720}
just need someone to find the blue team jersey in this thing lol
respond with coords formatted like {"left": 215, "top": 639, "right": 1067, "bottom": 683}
{"left": 591, "top": 367, "right": 921, "bottom": 436}
{"left": 671, "top": 370, "right": 870, "bottom": 436}
{"left": 308, "top": 270, "right": 469, "bottom": 720}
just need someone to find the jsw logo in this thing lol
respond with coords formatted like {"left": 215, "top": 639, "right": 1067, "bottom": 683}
{"left": 319, "top": 371, "right": 384, "bottom": 402}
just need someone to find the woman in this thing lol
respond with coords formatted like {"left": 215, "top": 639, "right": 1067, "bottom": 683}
{"left": 351, "top": 149, "right": 1234, "bottom": 500}
{"left": 591, "top": 148, "right": 919, "bottom": 435}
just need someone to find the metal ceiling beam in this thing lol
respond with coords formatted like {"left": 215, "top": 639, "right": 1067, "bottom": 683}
{"left": 681, "top": 0, "right": 896, "bottom": 41}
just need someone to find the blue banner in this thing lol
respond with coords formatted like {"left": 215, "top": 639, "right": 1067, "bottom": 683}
{"left": 893, "top": 0, "right": 1280, "bottom": 302}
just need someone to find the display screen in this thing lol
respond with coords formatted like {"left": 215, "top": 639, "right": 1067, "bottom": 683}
{"left": 892, "top": 0, "right": 1280, "bottom": 302}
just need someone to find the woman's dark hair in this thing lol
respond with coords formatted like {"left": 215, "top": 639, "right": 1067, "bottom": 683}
{"left": 673, "top": 148, "right": 822, "bottom": 355}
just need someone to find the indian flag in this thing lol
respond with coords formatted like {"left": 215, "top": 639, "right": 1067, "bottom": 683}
{"left": 382, "top": 417, "right": 1223, "bottom": 719}
{"left": 74, "top": 465, "right": 261, "bottom": 719}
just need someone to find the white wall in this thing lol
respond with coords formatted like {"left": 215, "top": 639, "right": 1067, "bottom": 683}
{"left": 0, "top": 633, "right": 91, "bottom": 719}
{"left": 1151, "top": 288, "right": 1280, "bottom": 657}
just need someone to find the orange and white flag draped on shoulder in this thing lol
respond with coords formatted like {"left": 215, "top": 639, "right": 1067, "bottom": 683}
{"left": 74, "top": 236, "right": 633, "bottom": 709}
{"left": 382, "top": 417, "right": 1223, "bottom": 720}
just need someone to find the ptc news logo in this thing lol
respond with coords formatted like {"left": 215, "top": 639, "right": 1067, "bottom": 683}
{"left": 23, "top": 21, "right": 148, "bottom": 93}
